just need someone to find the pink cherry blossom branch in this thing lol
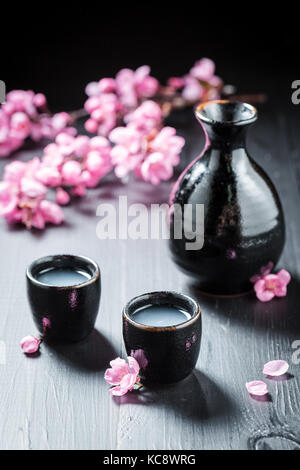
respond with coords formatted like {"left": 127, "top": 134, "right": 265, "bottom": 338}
{"left": 0, "top": 58, "right": 267, "bottom": 230}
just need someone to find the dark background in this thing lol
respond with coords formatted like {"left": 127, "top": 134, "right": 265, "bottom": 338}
{"left": 2, "top": 6, "right": 299, "bottom": 112}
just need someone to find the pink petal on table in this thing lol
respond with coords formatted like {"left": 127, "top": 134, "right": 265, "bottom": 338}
{"left": 246, "top": 380, "right": 268, "bottom": 396}
{"left": 20, "top": 335, "right": 40, "bottom": 354}
{"left": 263, "top": 360, "right": 289, "bottom": 376}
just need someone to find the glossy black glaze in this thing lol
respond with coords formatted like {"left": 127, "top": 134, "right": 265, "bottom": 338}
{"left": 26, "top": 254, "right": 101, "bottom": 342}
{"left": 122, "top": 291, "right": 201, "bottom": 384}
{"left": 169, "top": 100, "right": 285, "bottom": 295}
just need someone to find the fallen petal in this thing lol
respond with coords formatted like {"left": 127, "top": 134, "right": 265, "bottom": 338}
{"left": 246, "top": 380, "right": 268, "bottom": 396}
{"left": 20, "top": 335, "right": 40, "bottom": 354}
{"left": 263, "top": 360, "right": 289, "bottom": 377}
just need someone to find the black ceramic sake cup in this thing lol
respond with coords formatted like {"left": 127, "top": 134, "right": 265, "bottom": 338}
{"left": 26, "top": 254, "right": 101, "bottom": 343}
{"left": 122, "top": 291, "right": 201, "bottom": 384}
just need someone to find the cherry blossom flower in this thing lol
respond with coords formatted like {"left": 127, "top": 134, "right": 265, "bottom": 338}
{"left": 61, "top": 160, "right": 82, "bottom": 185}
{"left": 84, "top": 66, "right": 159, "bottom": 136}
{"left": 98, "top": 78, "right": 116, "bottom": 94}
{"left": 104, "top": 357, "right": 140, "bottom": 396}
{"left": 0, "top": 156, "right": 64, "bottom": 229}
{"left": 109, "top": 126, "right": 144, "bottom": 177}
{"left": 140, "top": 152, "right": 174, "bottom": 185}
{"left": 21, "top": 177, "right": 47, "bottom": 199}
{"left": 85, "top": 118, "right": 99, "bottom": 134}
{"left": 182, "top": 76, "right": 204, "bottom": 101}
{"left": 10, "top": 112, "right": 31, "bottom": 138}
{"left": 254, "top": 269, "right": 291, "bottom": 302}
{"left": 125, "top": 100, "right": 162, "bottom": 133}
{"left": 246, "top": 380, "right": 269, "bottom": 396}
{"left": 116, "top": 65, "right": 159, "bottom": 108}
{"left": 189, "top": 58, "right": 215, "bottom": 81}
{"left": 20, "top": 335, "right": 40, "bottom": 354}
{"left": 109, "top": 101, "right": 184, "bottom": 183}
{"left": 56, "top": 187, "right": 70, "bottom": 205}
{"left": 41, "top": 132, "right": 112, "bottom": 189}
{"left": 139, "top": 126, "right": 184, "bottom": 185}
{"left": 263, "top": 360, "right": 289, "bottom": 377}
{"left": 39, "top": 200, "right": 64, "bottom": 225}
{"left": 35, "top": 165, "right": 62, "bottom": 187}
{"left": 181, "top": 58, "right": 223, "bottom": 102}
{"left": 84, "top": 93, "right": 121, "bottom": 136}
{"left": 0, "top": 110, "right": 23, "bottom": 157}
{"left": 85, "top": 82, "right": 101, "bottom": 97}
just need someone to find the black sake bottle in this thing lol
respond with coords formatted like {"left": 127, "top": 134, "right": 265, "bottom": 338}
{"left": 169, "top": 100, "right": 285, "bottom": 295}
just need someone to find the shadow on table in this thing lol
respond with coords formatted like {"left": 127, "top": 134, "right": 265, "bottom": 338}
{"left": 45, "top": 328, "right": 117, "bottom": 373}
{"left": 188, "top": 274, "right": 300, "bottom": 337}
{"left": 4, "top": 218, "right": 74, "bottom": 235}
{"left": 113, "top": 369, "right": 235, "bottom": 423}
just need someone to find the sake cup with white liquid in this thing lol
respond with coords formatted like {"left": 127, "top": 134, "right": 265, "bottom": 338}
{"left": 122, "top": 291, "right": 201, "bottom": 384}
{"left": 26, "top": 254, "right": 101, "bottom": 342}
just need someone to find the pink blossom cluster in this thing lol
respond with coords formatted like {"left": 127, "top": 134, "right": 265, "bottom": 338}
{"left": 168, "top": 58, "right": 223, "bottom": 102}
{"left": 109, "top": 100, "right": 185, "bottom": 185}
{"left": 0, "top": 158, "right": 64, "bottom": 229}
{"left": 0, "top": 90, "right": 74, "bottom": 158}
{"left": 39, "top": 132, "right": 112, "bottom": 197}
{"left": 0, "top": 131, "right": 112, "bottom": 229}
{"left": 0, "top": 110, "right": 184, "bottom": 229}
{"left": 84, "top": 65, "right": 159, "bottom": 136}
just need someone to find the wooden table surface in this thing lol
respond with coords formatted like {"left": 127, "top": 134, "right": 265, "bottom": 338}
{"left": 0, "top": 104, "right": 299, "bottom": 450}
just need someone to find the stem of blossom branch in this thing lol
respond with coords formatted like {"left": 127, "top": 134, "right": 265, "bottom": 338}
{"left": 68, "top": 92, "right": 267, "bottom": 126}
{"left": 228, "top": 94, "right": 267, "bottom": 104}
{"left": 156, "top": 92, "right": 268, "bottom": 119}
{"left": 69, "top": 108, "right": 89, "bottom": 121}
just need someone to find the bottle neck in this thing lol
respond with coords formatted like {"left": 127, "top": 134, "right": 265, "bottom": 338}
{"left": 203, "top": 122, "right": 249, "bottom": 150}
